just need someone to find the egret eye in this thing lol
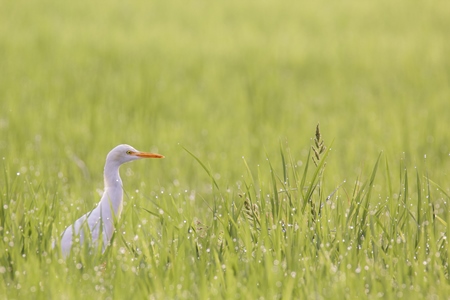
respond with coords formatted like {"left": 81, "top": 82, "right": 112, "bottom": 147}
{"left": 126, "top": 150, "right": 133, "bottom": 155}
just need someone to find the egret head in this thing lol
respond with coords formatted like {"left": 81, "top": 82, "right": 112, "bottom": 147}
{"left": 106, "top": 144, "right": 164, "bottom": 164}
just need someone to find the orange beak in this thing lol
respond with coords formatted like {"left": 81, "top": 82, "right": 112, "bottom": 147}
{"left": 133, "top": 151, "right": 165, "bottom": 159}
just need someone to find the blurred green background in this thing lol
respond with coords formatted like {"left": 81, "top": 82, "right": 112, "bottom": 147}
{"left": 1, "top": 0, "right": 449, "bottom": 198}
{"left": 2, "top": 0, "right": 450, "bottom": 298}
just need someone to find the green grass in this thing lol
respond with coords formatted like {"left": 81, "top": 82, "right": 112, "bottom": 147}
{"left": 1, "top": 0, "right": 450, "bottom": 298}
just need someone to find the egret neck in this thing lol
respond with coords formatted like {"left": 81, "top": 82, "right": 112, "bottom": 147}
{"left": 102, "top": 159, "right": 125, "bottom": 218}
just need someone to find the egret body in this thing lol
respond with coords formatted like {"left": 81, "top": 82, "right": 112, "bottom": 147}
{"left": 59, "top": 144, "right": 164, "bottom": 257}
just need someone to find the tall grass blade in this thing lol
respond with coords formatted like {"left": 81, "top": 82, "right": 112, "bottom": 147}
{"left": 182, "top": 146, "right": 220, "bottom": 191}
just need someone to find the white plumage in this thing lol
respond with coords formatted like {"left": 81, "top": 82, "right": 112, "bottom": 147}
{"left": 59, "top": 144, "right": 164, "bottom": 257}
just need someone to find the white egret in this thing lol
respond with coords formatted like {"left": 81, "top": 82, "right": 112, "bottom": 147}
{"left": 59, "top": 144, "right": 164, "bottom": 257}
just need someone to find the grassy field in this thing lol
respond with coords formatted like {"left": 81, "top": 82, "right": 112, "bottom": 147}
{"left": 1, "top": 0, "right": 450, "bottom": 298}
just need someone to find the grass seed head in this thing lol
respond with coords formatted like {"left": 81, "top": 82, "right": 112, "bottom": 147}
{"left": 312, "top": 123, "right": 326, "bottom": 166}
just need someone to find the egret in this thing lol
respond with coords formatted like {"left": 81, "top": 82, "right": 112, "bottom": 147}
{"left": 59, "top": 144, "right": 164, "bottom": 257}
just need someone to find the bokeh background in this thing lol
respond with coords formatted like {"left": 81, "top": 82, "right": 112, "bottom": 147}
{"left": 2, "top": 1, "right": 450, "bottom": 298}
{"left": 1, "top": 0, "right": 449, "bottom": 199}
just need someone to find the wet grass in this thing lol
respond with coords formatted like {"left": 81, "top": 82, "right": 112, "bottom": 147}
{"left": 1, "top": 126, "right": 450, "bottom": 299}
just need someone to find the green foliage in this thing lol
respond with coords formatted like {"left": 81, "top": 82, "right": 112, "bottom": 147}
{"left": 1, "top": 0, "right": 450, "bottom": 298}
{"left": 1, "top": 126, "right": 450, "bottom": 299}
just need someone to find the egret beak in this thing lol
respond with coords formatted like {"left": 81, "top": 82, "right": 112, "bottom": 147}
{"left": 134, "top": 151, "right": 165, "bottom": 159}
